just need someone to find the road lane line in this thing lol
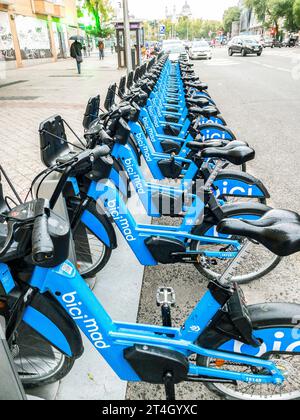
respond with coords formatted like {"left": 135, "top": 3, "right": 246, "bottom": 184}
{"left": 276, "top": 67, "right": 291, "bottom": 73}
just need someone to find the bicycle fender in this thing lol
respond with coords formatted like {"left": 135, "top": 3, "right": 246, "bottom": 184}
{"left": 198, "top": 303, "right": 300, "bottom": 357}
{"left": 202, "top": 202, "right": 271, "bottom": 226}
{"left": 110, "top": 160, "right": 130, "bottom": 199}
{"left": 80, "top": 204, "right": 117, "bottom": 250}
{"left": 22, "top": 291, "right": 84, "bottom": 359}
{"left": 198, "top": 123, "right": 236, "bottom": 141}
{"left": 214, "top": 170, "right": 270, "bottom": 199}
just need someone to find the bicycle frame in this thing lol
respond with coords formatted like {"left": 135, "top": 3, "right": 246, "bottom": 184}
{"left": 23, "top": 262, "right": 286, "bottom": 385}
{"left": 83, "top": 181, "right": 242, "bottom": 266}
{"left": 126, "top": 120, "right": 268, "bottom": 201}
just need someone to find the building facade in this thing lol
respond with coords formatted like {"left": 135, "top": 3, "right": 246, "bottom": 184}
{"left": 238, "top": 0, "right": 267, "bottom": 36}
{"left": 0, "top": 0, "right": 79, "bottom": 68}
{"left": 165, "top": 1, "right": 192, "bottom": 22}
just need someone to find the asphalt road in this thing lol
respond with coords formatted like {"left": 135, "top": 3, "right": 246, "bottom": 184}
{"left": 126, "top": 47, "right": 300, "bottom": 400}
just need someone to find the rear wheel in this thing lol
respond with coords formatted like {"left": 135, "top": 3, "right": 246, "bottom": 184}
{"left": 190, "top": 206, "right": 281, "bottom": 284}
{"left": 228, "top": 49, "right": 233, "bottom": 56}
{"left": 196, "top": 316, "right": 300, "bottom": 400}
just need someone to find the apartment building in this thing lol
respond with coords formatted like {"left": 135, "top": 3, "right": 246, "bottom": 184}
{"left": 0, "top": 0, "right": 80, "bottom": 68}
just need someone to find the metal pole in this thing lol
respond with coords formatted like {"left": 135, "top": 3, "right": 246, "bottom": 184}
{"left": 122, "top": 0, "right": 132, "bottom": 75}
{"left": 0, "top": 317, "right": 27, "bottom": 400}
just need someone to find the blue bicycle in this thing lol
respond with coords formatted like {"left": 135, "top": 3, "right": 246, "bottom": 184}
{"left": 1, "top": 194, "right": 300, "bottom": 400}
{"left": 37, "top": 125, "right": 281, "bottom": 284}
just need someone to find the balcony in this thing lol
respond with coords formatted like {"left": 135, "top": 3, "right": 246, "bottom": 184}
{"left": 33, "top": 1, "right": 65, "bottom": 17}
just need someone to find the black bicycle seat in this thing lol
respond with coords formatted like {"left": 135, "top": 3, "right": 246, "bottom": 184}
{"left": 201, "top": 143, "right": 255, "bottom": 165}
{"left": 187, "top": 140, "right": 248, "bottom": 152}
{"left": 217, "top": 209, "right": 300, "bottom": 257}
{"left": 186, "top": 97, "right": 210, "bottom": 107}
{"left": 185, "top": 81, "right": 208, "bottom": 91}
{"left": 188, "top": 105, "right": 219, "bottom": 119}
{"left": 197, "top": 106, "right": 219, "bottom": 118}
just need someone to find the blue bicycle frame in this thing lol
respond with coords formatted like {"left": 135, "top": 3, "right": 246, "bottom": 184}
{"left": 17, "top": 261, "right": 290, "bottom": 386}
{"left": 82, "top": 181, "right": 246, "bottom": 266}
{"left": 126, "top": 120, "right": 267, "bottom": 199}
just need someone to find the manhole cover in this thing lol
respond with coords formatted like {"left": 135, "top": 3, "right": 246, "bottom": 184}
{"left": 0, "top": 80, "right": 28, "bottom": 89}
{"left": 0, "top": 96, "right": 39, "bottom": 100}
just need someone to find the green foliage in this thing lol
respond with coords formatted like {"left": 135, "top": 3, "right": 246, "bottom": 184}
{"left": 245, "top": 0, "right": 300, "bottom": 32}
{"left": 79, "top": 0, "right": 113, "bottom": 38}
{"left": 223, "top": 6, "right": 241, "bottom": 33}
{"left": 244, "top": 0, "right": 268, "bottom": 22}
{"left": 144, "top": 17, "right": 223, "bottom": 41}
{"left": 294, "top": 0, "right": 300, "bottom": 26}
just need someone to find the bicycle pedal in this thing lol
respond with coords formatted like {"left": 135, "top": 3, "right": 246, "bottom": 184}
{"left": 156, "top": 287, "right": 176, "bottom": 307}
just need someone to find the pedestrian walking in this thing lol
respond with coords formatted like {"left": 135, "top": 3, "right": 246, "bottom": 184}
{"left": 98, "top": 40, "right": 105, "bottom": 60}
{"left": 70, "top": 40, "right": 83, "bottom": 74}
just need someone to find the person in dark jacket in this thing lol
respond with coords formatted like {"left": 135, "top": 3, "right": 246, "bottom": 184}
{"left": 70, "top": 41, "right": 83, "bottom": 74}
{"left": 98, "top": 40, "right": 105, "bottom": 60}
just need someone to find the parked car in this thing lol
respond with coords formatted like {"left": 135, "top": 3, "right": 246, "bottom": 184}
{"left": 189, "top": 40, "right": 212, "bottom": 60}
{"left": 228, "top": 36, "right": 263, "bottom": 57}
{"left": 262, "top": 37, "right": 282, "bottom": 48}
{"left": 162, "top": 40, "right": 189, "bottom": 61}
{"left": 262, "top": 37, "right": 274, "bottom": 48}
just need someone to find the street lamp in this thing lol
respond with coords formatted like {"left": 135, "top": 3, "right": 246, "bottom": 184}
{"left": 122, "top": 0, "right": 132, "bottom": 75}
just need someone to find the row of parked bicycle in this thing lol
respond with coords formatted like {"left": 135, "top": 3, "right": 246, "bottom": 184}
{"left": 0, "top": 52, "right": 300, "bottom": 400}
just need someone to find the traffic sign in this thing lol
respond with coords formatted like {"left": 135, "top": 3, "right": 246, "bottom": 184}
{"left": 160, "top": 25, "right": 166, "bottom": 35}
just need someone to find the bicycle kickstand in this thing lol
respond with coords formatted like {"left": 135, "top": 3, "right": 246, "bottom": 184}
{"left": 156, "top": 287, "right": 177, "bottom": 401}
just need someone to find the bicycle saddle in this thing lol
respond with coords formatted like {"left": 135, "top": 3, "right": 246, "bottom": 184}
{"left": 187, "top": 140, "right": 248, "bottom": 152}
{"left": 185, "top": 81, "right": 208, "bottom": 91}
{"left": 217, "top": 209, "right": 300, "bottom": 257}
{"left": 197, "top": 106, "right": 220, "bottom": 118}
{"left": 186, "top": 97, "right": 210, "bottom": 107}
{"left": 189, "top": 106, "right": 219, "bottom": 118}
{"left": 201, "top": 143, "right": 255, "bottom": 165}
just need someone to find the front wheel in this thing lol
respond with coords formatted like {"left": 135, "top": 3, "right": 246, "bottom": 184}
{"left": 228, "top": 49, "right": 233, "bottom": 56}
{"left": 12, "top": 323, "right": 75, "bottom": 389}
{"left": 71, "top": 202, "right": 113, "bottom": 279}
{"left": 190, "top": 205, "right": 281, "bottom": 284}
{"left": 241, "top": 49, "right": 247, "bottom": 57}
{"left": 197, "top": 304, "right": 300, "bottom": 400}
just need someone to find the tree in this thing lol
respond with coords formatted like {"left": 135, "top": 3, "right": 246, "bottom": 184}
{"left": 223, "top": 6, "right": 241, "bottom": 34}
{"left": 81, "top": 0, "right": 113, "bottom": 38}
{"left": 244, "top": 0, "right": 268, "bottom": 22}
{"left": 245, "top": 0, "right": 300, "bottom": 34}
{"left": 294, "top": 0, "right": 300, "bottom": 26}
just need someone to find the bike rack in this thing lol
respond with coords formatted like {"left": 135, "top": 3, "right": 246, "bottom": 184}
{"left": 0, "top": 316, "right": 27, "bottom": 400}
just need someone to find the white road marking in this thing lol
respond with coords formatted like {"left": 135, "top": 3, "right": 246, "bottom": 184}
{"left": 276, "top": 67, "right": 291, "bottom": 72}
{"left": 203, "top": 59, "right": 240, "bottom": 67}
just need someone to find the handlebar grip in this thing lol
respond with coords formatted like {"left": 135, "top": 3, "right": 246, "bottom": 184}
{"left": 98, "top": 129, "right": 113, "bottom": 144}
{"left": 32, "top": 215, "right": 54, "bottom": 264}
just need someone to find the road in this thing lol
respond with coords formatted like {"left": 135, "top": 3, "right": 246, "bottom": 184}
{"left": 126, "top": 47, "right": 300, "bottom": 400}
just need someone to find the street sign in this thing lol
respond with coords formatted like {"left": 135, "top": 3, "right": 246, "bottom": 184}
{"left": 159, "top": 25, "right": 166, "bottom": 35}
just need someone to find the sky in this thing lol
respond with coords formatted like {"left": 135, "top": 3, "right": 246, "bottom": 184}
{"left": 127, "top": 0, "right": 239, "bottom": 21}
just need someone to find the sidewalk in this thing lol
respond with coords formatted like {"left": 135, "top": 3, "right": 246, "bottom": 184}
{"left": 0, "top": 52, "right": 124, "bottom": 196}
{"left": 0, "top": 53, "right": 150, "bottom": 400}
